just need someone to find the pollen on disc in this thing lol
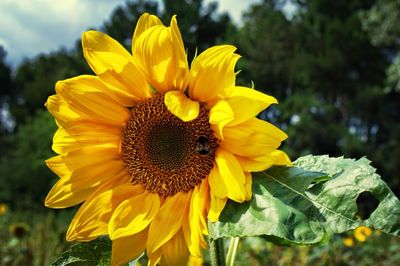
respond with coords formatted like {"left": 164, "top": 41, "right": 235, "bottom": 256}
{"left": 121, "top": 93, "right": 219, "bottom": 196}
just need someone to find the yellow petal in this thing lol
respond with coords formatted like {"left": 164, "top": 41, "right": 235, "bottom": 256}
{"left": 82, "top": 30, "right": 131, "bottom": 74}
{"left": 82, "top": 30, "right": 151, "bottom": 104}
{"left": 161, "top": 230, "right": 189, "bottom": 266}
{"left": 52, "top": 123, "right": 120, "bottom": 154}
{"left": 61, "top": 146, "right": 120, "bottom": 170}
{"left": 45, "top": 155, "right": 69, "bottom": 177}
{"left": 189, "top": 45, "right": 240, "bottom": 102}
{"left": 183, "top": 180, "right": 209, "bottom": 258}
{"left": 221, "top": 118, "right": 288, "bottom": 157}
{"left": 244, "top": 172, "right": 253, "bottom": 201}
{"left": 133, "top": 16, "right": 189, "bottom": 92}
{"left": 109, "top": 192, "right": 160, "bottom": 239}
{"left": 188, "top": 255, "right": 203, "bottom": 266}
{"left": 45, "top": 160, "right": 126, "bottom": 209}
{"left": 208, "top": 166, "right": 228, "bottom": 199}
{"left": 111, "top": 229, "right": 148, "bottom": 266}
{"left": 271, "top": 149, "right": 292, "bottom": 166}
{"left": 52, "top": 127, "right": 78, "bottom": 154}
{"left": 164, "top": 90, "right": 199, "bottom": 122}
{"left": 237, "top": 150, "right": 291, "bottom": 172}
{"left": 67, "top": 183, "right": 142, "bottom": 241}
{"left": 215, "top": 149, "right": 246, "bottom": 202}
{"left": 45, "top": 95, "right": 81, "bottom": 127}
{"left": 147, "top": 192, "right": 191, "bottom": 254}
{"left": 148, "top": 248, "right": 162, "bottom": 266}
{"left": 56, "top": 75, "right": 130, "bottom": 126}
{"left": 99, "top": 69, "right": 151, "bottom": 106}
{"left": 132, "top": 13, "right": 163, "bottom": 49}
{"left": 209, "top": 99, "right": 234, "bottom": 139}
{"left": 208, "top": 192, "right": 227, "bottom": 222}
{"left": 225, "top": 86, "right": 278, "bottom": 126}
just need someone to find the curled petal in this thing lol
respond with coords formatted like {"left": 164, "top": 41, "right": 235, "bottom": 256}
{"left": 82, "top": 31, "right": 150, "bottom": 103}
{"left": 133, "top": 16, "right": 189, "bottom": 92}
{"left": 225, "top": 86, "right": 278, "bottom": 126}
{"left": 209, "top": 99, "right": 234, "bottom": 139}
{"left": 132, "top": 13, "right": 163, "bottom": 49}
{"left": 237, "top": 150, "right": 292, "bottom": 172}
{"left": 221, "top": 118, "right": 288, "bottom": 157}
{"left": 164, "top": 90, "right": 199, "bottom": 122}
{"left": 189, "top": 45, "right": 240, "bottom": 102}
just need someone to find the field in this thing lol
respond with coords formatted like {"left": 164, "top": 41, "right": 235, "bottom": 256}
{"left": 1, "top": 208, "right": 399, "bottom": 266}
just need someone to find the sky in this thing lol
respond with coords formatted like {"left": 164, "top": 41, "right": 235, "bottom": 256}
{"left": 0, "top": 0, "right": 266, "bottom": 68}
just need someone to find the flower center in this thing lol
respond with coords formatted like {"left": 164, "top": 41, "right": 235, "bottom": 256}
{"left": 121, "top": 93, "right": 218, "bottom": 196}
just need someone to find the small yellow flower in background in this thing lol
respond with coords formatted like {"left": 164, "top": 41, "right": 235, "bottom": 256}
{"left": 353, "top": 226, "right": 372, "bottom": 242}
{"left": 343, "top": 237, "right": 355, "bottom": 247}
{"left": 0, "top": 203, "right": 7, "bottom": 215}
{"left": 44, "top": 13, "right": 290, "bottom": 265}
{"left": 343, "top": 226, "right": 373, "bottom": 247}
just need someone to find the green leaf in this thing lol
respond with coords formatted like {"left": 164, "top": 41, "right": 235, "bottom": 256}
{"left": 208, "top": 155, "right": 400, "bottom": 244}
{"left": 51, "top": 236, "right": 112, "bottom": 266}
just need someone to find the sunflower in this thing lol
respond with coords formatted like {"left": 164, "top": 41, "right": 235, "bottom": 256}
{"left": 45, "top": 13, "right": 290, "bottom": 265}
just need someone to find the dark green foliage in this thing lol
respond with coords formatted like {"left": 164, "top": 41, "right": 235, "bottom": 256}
{"left": 0, "top": 47, "right": 13, "bottom": 100}
{"left": 236, "top": 0, "right": 400, "bottom": 195}
{"left": 0, "top": 46, "right": 14, "bottom": 136}
{"left": 209, "top": 155, "right": 400, "bottom": 242}
{"left": 163, "top": 0, "right": 233, "bottom": 59}
{"left": 0, "top": 110, "right": 57, "bottom": 207}
{"left": 11, "top": 49, "right": 89, "bottom": 126}
{"left": 51, "top": 237, "right": 112, "bottom": 266}
{"left": 102, "top": 0, "right": 159, "bottom": 47}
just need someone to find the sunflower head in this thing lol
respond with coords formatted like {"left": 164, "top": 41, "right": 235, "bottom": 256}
{"left": 45, "top": 13, "right": 290, "bottom": 265}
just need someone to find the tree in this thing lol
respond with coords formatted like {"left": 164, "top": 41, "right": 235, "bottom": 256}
{"left": 237, "top": 0, "right": 399, "bottom": 194}
{"left": 10, "top": 48, "right": 89, "bottom": 127}
{"left": 0, "top": 46, "right": 14, "bottom": 135}
{"left": 0, "top": 110, "right": 57, "bottom": 207}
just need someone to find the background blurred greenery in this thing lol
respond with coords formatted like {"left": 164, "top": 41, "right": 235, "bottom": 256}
{"left": 0, "top": 0, "right": 399, "bottom": 265}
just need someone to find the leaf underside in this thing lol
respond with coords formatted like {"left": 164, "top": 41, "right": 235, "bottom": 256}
{"left": 51, "top": 237, "right": 111, "bottom": 266}
{"left": 209, "top": 155, "right": 400, "bottom": 244}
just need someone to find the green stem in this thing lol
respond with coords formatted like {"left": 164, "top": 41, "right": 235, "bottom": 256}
{"left": 226, "top": 237, "right": 240, "bottom": 266}
{"left": 210, "top": 238, "right": 226, "bottom": 266}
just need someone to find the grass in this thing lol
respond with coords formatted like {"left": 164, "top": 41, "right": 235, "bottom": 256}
{"left": 1, "top": 208, "right": 399, "bottom": 266}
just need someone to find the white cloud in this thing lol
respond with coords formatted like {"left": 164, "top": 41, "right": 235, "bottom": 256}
{"left": 0, "top": 0, "right": 261, "bottom": 67}
{"left": 205, "top": 0, "right": 261, "bottom": 25}
{"left": 0, "top": 0, "right": 126, "bottom": 66}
